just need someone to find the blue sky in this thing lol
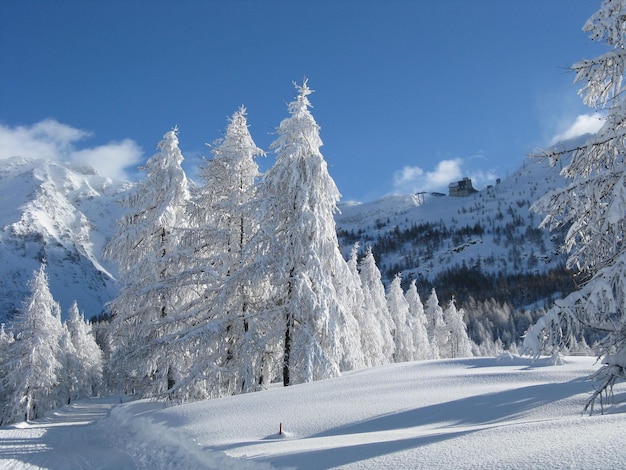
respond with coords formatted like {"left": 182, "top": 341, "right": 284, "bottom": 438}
{"left": 0, "top": 0, "right": 605, "bottom": 202}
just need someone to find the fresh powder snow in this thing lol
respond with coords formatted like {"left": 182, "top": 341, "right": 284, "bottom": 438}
{"left": 1, "top": 355, "right": 625, "bottom": 469}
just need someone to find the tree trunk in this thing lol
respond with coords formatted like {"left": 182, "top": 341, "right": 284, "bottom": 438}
{"left": 283, "top": 311, "right": 292, "bottom": 386}
{"left": 283, "top": 267, "right": 295, "bottom": 386}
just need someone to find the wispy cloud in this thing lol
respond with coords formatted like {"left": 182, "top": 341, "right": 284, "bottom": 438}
{"left": 0, "top": 119, "right": 143, "bottom": 180}
{"left": 392, "top": 157, "right": 497, "bottom": 194}
{"left": 549, "top": 113, "right": 604, "bottom": 145}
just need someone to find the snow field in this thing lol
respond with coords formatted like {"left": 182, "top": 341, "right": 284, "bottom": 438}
{"left": 113, "top": 355, "right": 626, "bottom": 469}
{"left": 2, "top": 355, "right": 626, "bottom": 469}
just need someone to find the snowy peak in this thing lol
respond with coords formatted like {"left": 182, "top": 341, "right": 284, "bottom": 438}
{"left": 0, "top": 157, "right": 128, "bottom": 322}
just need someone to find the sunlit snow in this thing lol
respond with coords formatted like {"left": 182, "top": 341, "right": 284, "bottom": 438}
{"left": 2, "top": 355, "right": 624, "bottom": 469}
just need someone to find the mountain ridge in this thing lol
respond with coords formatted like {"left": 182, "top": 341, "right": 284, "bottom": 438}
{"left": 0, "top": 156, "right": 127, "bottom": 322}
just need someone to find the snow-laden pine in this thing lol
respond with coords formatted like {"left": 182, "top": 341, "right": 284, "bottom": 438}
{"left": 405, "top": 279, "right": 432, "bottom": 360}
{"left": 65, "top": 301, "right": 103, "bottom": 399}
{"left": 167, "top": 107, "right": 267, "bottom": 400}
{"left": 1, "top": 265, "right": 64, "bottom": 424}
{"left": 347, "top": 243, "right": 387, "bottom": 367}
{"left": 358, "top": 246, "right": 396, "bottom": 365}
{"left": 257, "top": 81, "right": 364, "bottom": 385}
{"left": 443, "top": 298, "right": 473, "bottom": 358}
{"left": 105, "top": 129, "right": 190, "bottom": 397}
{"left": 425, "top": 288, "right": 448, "bottom": 360}
{"left": 0, "top": 324, "right": 14, "bottom": 409}
{"left": 523, "top": 0, "right": 626, "bottom": 411}
{"left": 0, "top": 266, "right": 104, "bottom": 425}
{"left": 386, "top": 274, "right": 415, "bottom": 362}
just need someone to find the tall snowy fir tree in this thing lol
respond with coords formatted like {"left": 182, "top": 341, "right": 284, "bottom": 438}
{"left": 1, "top": 265, "right": 64, "bottom": 424}
{"left": 358, "top": 247, "right": 395, "bottom": 365}
{"left": 0, "top": 324, "right": 14, "bottom": 412}
{"left": 425, "top": 288, "right": 448, "bottom": 360}
{"left": 443, "top": 299, "right": 473, "bottom": 358}
{"left": 387, "top": 274, "right": 415, "bottom": 363}
{"left": 65, "top": 301, "right": 103, "bottom": 399}
{"left": 259, "top": 81, "right": 363, "bottom": 386}
{"left": 405, "top": 280, "right": 432, "bottom": 360}
{"left": 347, "top": 244, "right": 383, "bottom": 368}
{"left": 55, "top": 322, "right": 77, "bottom": 406}
{"left": 104, "top": 128, "right": 190, "bottom": 397}
{"left": 171, "top": 107, "right": 266, "bottom": 399}
{"left": 523, "top": 0, "right": 626, "bottom": 411}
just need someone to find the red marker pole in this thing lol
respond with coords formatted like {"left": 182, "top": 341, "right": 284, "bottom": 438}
{"left": 279, "top": 422, "right": 283, "bottom": 435}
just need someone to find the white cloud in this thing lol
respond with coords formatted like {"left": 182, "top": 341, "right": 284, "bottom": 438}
{"left": 0, "top": 119, "right": 143, "bottom": 180}
{"left": 549, "top": 113, "right": 605, "bottom": 145}
{"left": 393, "top": 158, "right": 463, "bottom": 194}
{"left": 72, "top": 140, "right": 143, "bottom": 181}
{"left": 392, "top": 157, "right": 500, "bottom": 195}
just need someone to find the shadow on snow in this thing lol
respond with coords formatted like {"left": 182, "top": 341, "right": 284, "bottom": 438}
{"left": 252, "top": 377, "right": 590, "bottom": 469}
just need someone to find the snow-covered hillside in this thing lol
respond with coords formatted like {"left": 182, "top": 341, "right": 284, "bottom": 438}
{"left": 0, "top": 157, "right": 127, "bottom": 322}
{"left": 2, "top": 355, "right": 625, "bottom": 469}
{"left": 336, "top": 152, "right": 571, "bottom": 306}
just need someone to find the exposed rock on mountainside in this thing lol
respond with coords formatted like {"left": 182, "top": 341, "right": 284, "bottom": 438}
{"left": 0, "top": 157, "right": 127, "bottom": 322}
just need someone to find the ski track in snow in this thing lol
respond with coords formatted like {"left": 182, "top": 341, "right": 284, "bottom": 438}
{"left": 2, "top": 357, "right": 626, "bottom": 469}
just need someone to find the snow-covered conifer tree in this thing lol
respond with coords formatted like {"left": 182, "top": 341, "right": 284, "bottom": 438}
{"left": 443, "top": 298, "right": 473, "bottom": 358}
{"left": 171, "top": 107, "right": 267, "bottom": 399}
{"left": 405, "top": 280, "right": 432, "bottom": 360}
{"left": 347, "top": 244, "right": 383, "bottom": 367}
{"left": 0, "top": 324, "right": 14, "bottom": 407}
{"left": 358, "top": 247, "right": 395, "bottom": 365}
{"left": 334, "top": 249, "right": 366, "bottom": 373}
{"left": 425, "top": 288, "right": 448, "bottom": 359}
{"left": 66, "top": 301, "right": 103, "bottom": 398}
{"left": 259, "top": 81, "right": 363, "bottom": 385}
{"left": 387, "top": 274, "right": 415, "bottom": 362}
{"left": 56, "top": 322, "right": 77, "bottom": 406}
{"left": 105, "top": 128, "right": 190, "bottom": 397}
{"left": 1, "top": 265, "right": 64, "bottom": 424}
{"left": 522, "top": 0, "right": 626, "bottom": 411}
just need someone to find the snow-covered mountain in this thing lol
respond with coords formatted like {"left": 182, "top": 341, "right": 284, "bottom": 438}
{"left": 0, "top": 148, "right": 574, "bottom": 323}
{"left": 336, "top": 151, "right": 573, "bottom": 307}
{"left": 0, "top": 157, "right": 127, "bottom": 322}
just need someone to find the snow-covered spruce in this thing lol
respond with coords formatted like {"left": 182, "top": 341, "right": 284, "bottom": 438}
{"left": 166, "top": 107, "right": 267, "bottom": 400}
{"left": 425, "top": 288, "right": 448, "bottom": 360}
{"left": 1, "top": 265, "right": 64, "bottom": 424}
{"left": 256, "top": 80, "right": 365, "bottom": 386}
{"left": 104, "top": 128, "right": 191, "bottom": 398}
{"left": 0, "top": 265, "right": 103, "bottom": 425}
{"left": 387, "top": 274, "right": 415, "bottom": 362}
{"left": 405, "top": 279, "right": 432, "bottom": 360}
{"left": 65, "top": 301, "right": 103, "bottom": 400}
{"left": 358, "top": 246, "right": 396, "bottom": 365}
{"left": 523, "top": 0, "right": 626, "bottom": 412}
{"left": 443, "top": 298, "right": 474, "bottom": 358}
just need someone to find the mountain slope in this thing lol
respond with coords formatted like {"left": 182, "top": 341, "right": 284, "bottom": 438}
{"left": 336, "top": 153, "right": 572, "bottom": 307}
{"left": 0, "top": 157, "right": 127, "bottom": 322}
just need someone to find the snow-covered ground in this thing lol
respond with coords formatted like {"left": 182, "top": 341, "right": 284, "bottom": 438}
{"left": 2, "top": 355, "right": 625, "bottom": 469}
